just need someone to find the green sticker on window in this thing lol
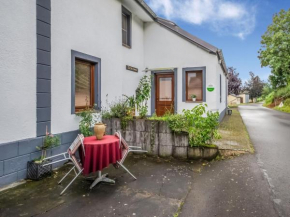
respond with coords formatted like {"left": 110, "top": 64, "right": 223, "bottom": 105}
{"left": 207, "top": 84, "right": 215, "bottom": 92}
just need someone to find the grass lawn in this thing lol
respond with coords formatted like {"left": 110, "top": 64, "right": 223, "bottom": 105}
{"left": 214, "top": 107, "right": 254, "bottom": 154}
{"left": 274, "top": 106, "right": 290, "bottom": 113}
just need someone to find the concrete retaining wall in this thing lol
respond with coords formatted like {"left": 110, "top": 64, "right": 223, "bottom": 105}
{"left": 0, "top": 130, "right": 80, "bottom": 188}
{"left": 103, "top": 118, "right": 218, "bottom": 160}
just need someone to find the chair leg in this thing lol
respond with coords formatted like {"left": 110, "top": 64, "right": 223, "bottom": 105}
{"left": 60, "top": 169, "right": 83, "bottom": 196}
{"left": 117, "top": 161, "right": 137, "bottom": 180}
{"left": 58, "top": 166, "right": 75, "bottom": 185}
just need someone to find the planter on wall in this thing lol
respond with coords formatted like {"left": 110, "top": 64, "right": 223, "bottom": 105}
{"left": 100, "top": 118, "right": 219, "bottom": 160}
{"left": 27, "top": 160, "right": 52, "bottom": 181}
{"left": 188, "top": 146, "right": 219, "bottom": 160}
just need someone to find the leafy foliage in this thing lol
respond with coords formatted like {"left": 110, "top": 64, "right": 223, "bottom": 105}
{"left": 228, "top": 67, "right": 242, "bottom": 95}
{"left": 76, "top": 106, "right": 96, "bottom": 137}
{"left": 135, "top": 75, "right": 151, "bottom": 116}
{"left": 183, "top": 104, "right": 220, "bottom": 146}
{"left": 36, "top": 132, "right": 60, "bottom": 161}
{"left": 243, "top": 72, "right": 264, "bottom": 100}
{"left": 139, "top": 105, "right": 148, "bottom": 119}
{"left": 149, "top": 104, "right": 221, "bottom": 147}
{"left": 258, "top": 9, "right": 290, "bottom": 85}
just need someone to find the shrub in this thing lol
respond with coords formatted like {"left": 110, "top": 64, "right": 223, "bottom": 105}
{"left": 264, "top": 92, "right": 275, "bottom": 105}
{"left": 183, "top": 104, "right": 220, "bottom": 147}
{"left": 149, "top": 104, "right": 221, "bottom": 147}
{"left": 284, "top": 98, "right": 290, "bottom": 107}
{"left": 109, "top": 99, "right": 131, "bottom": 118}
{"left": 275, "top": 84, "right": 290, "bottom": 99}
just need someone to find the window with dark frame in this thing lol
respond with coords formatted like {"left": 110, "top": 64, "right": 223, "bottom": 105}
{"left": 75, "top": 60, "right": 94, "bottom": 112}
{"left": 186, "top": 71, "right": 203, "bottom": 101}
{"left": 122, "top": 6, "right": 131, "bottom": 48}
{"left": 220, "top": 74, "right": 222, "bottom": 103}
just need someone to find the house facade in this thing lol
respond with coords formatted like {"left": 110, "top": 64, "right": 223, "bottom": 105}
{"left": 0, "top": 0, "right": 228, "bottom": 187}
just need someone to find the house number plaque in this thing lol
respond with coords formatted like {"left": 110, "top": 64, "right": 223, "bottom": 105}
{"left": 126, "top": 65, "right": 138, "bottom": 72}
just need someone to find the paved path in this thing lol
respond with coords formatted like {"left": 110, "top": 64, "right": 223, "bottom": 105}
{"left": 239, "top": 103, "right": 290, "bottom": 217}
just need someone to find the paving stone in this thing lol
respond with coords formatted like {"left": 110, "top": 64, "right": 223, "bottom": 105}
{"left": 0, "top": 142, "right": 18, "bottom": 161}
{"left": 18, "top": 137, "right": 43, "bottom": 155}
{"left": 159, "top": 133, "right": 173, "bottom": 146}
{"left": 159, "top": 121, "right": 172, "bottom": 133}
{"left": 173, "top": 146, "right": 188, "bottom": 158}
{"left": 159, "top": 145, "right": 173, "bottom": 157}
{"left": 0, "top": 172, "right": 17, "bottom": 188}
{"left": 174, "top": 133, "right": 189, "bottom": 147}
{"left": 4, "top": 154, "right": 31, "bottom": 175}
{"left": 135, "top": 119, "right": 145, "bottom": 132}
{"left": 0, "top": 161, "right": 3, "bottom": 177}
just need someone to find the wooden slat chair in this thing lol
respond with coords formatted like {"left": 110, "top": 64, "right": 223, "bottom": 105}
{"left": 114, "top": 131, "right": 147, "bottom": 180}
{"left": 42, "top": 134, "right": 85, "bottom": 195}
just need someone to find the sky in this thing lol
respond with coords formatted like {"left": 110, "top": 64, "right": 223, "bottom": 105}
{"left": 145, "top": 0, "right": 290, "bottom": 83}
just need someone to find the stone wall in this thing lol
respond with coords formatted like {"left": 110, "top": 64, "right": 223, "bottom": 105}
{"left": 103, "top": 118, "right": 218, "bottom": 160}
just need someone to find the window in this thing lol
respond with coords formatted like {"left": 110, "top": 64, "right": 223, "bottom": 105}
{"left": 75, "top": 60, "right": 94, "bottom": 111}
{"left": 71, "top": 50, "right": 101, "bottom": 114}
{"left": 220, "top": 74, "right": 222, "bottom": 103}
{"left": 186, "top": 71, "right": 203, "bottom": 101}
{"left": 122, "top": 6, "right": 131, "bottom": 48}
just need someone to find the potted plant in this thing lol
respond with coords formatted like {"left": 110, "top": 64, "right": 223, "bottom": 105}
{"left": 191, "top": 94, "right": 197, "bottom": 101}
{"left": 27, "top": 130, "right": 60, "bottom": 180}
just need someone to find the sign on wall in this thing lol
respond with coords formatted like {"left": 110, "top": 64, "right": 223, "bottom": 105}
{"left": 126, "top": 65, "right": 138, "bottom": 72}
{"left": 207, "top": 84, "right": 215, "bottom": 92}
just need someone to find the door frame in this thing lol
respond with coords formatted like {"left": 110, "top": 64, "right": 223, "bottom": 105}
{"left": 151, "top": 69, "right": 178, "bottom": 115}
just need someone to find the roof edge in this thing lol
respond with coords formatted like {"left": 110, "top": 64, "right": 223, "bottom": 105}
{"left": 134, "top": 0, "right": 157, "bottom": 19}
{"left": 156, "top": 19, "right": 217, "bottom": 54}
{"left": 217, "top": 50, "right": 228, "bottom": 77}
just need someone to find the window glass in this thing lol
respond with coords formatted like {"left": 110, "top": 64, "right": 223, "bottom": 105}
{"left": 159, "top": 77, "right": 172, "bottom": 101}
{"left": 75, "top": 61, "right": 93, "bottom": 109}
{"left": 186, "top": 71, "right": 203, "bottom": 101}
{"left": 122, "top": 14, "right": 128, "bottom": 45}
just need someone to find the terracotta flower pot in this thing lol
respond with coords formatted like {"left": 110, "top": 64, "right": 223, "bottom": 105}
{"left": 94, "top": 123, "right": 106, "bottom": 140}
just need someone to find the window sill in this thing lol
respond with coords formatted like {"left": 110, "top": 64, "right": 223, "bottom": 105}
{"left": 185, "top": 101, "right": 204, "bottom": 103}
{"left": 122, "top": 44, "right": 131, "bottom": 49}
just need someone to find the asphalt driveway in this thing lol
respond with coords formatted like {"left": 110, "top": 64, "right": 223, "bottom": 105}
{"left": 239, "top": 103, "right": 290, "bottom": 217}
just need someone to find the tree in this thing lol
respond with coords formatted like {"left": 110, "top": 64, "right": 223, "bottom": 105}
{"left": 243, "top": 72, "right": 264, "bottom": 100}
{"left": 258, "top": 9, "right": 290, "bottom": 85}
{"left": 227, "top": 67, "right": 242, "bottom": 95}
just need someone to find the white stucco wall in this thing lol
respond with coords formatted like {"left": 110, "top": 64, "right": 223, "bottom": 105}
{"left": 144, "top": 22, "right": 225, "bottom": 114}
{"left": 0, "top": 0, "right": 36, "bottom": 143}
{"left": 51, "top": 0, "right": 147, "bottom": 134}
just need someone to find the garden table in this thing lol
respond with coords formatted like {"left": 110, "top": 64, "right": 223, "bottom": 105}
{"left": 80, "top": 135, "right": 122, "bottom": 189}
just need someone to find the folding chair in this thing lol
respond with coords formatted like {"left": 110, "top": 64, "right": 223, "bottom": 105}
{"left": 114, "top": 131, "right": 147, "bottom": 180}
{"left": 42, "top": 134, "right": 85, "bottom": 195}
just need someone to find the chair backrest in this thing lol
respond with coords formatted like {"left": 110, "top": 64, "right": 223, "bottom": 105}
{"left": 114, "top": 131, "right": 129, "bottom": 150}
{"left": 69, "top": 134, "right": 85, "bottom": 155}
{"left": 68, "top": 134, "right": 85, "bottom": 172}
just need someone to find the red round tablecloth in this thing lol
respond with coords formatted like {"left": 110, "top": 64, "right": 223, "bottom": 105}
{"left": 80, "top": 135, "right": 122, "bottom": 175}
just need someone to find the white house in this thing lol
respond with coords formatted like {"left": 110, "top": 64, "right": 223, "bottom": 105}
{"left": 0, "top": 0, "right": 228, "bottom": 187}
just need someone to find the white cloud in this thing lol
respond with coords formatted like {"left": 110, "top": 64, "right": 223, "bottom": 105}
{"left": 147, "top": 0, "right": 256, "bottom": 39}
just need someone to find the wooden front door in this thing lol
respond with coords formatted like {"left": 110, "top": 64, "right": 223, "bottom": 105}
{"left": 155, "top": 73, "right": 174, "bottom": 116}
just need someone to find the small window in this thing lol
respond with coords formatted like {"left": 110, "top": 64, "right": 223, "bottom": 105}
{"left": 122, "top": 6, "right": 131, "bottom": 48}
{"left": 75, "top": 60, "right": 94, "bottom": 112}
{"left": 220, "top": 74, "right": 222, "bottom": 103}
{"left": 186, "top": 71, "right": 203, "bottom": 101}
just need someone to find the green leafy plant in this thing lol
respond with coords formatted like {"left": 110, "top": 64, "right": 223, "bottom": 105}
{"left": 149, "top": 104, "right": 221, "bottom": 147}
{"left": 183, "top": 104, "right": 220, "bottom": 147}
{"left": 76, "top": 105, "right": 96, "bottom": 137}
{"left": 190, "top": 94, "right": 197, "bottom": 98}
{"left": 135, "top": 75, "right": 151, "bottom": 117}
{"left": 36, "top": 132, "right": 60, "bottom": 162}
{"left": 139, "top": 104, "right": 148, "bottom": 118}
